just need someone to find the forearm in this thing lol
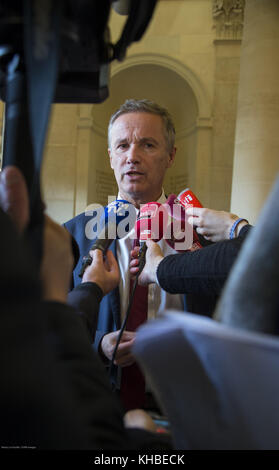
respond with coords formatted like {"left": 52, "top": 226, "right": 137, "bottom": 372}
{"left": 42, "top": 300, "right": 130, "bottom": 449}
{"left": 67, "top": 282, "right": 103, "bottom": 342}
{"left": 157, "top": 225, "right": 252, "bottom": 295}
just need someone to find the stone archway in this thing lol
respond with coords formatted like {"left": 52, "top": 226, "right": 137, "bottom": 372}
{"left": 89, "top": 54, "right": 212, "bottom": 206}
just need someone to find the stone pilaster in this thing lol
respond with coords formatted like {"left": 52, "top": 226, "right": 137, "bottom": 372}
{"left": 230, "top": 0, "right": 279, "bottom": 223}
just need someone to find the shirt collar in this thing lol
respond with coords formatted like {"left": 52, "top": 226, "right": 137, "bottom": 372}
{"left": 117, "top": 189, "right": 167, "bottom": 211}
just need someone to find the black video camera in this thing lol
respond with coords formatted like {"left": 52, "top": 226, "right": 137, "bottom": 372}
{"left": 0, "top": 0, "right": 157, "bottom": 102}
{"left": 0, "top": 0, "right": 157, "bottom": 264}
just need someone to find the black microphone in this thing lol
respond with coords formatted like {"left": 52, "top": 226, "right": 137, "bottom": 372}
{"left": 79, "top": 199, "right": 136, "bottom": 277}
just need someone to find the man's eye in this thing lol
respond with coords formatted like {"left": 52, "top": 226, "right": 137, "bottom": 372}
{"left": 144, "top": 142, "right": 154, "bottom": 148}
{"left": 118, "top": 143, "right": 128, "bottom": 150}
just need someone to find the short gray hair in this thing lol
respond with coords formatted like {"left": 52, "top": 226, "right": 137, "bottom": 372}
{"left": 108, "top": 99, "right": 176, "bottom": 152}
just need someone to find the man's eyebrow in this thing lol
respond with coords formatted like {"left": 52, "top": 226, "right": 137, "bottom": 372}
{"left": 114, "top": 138, "right": 128, "bottom": 146}
{"left": 140, "top": 137, "right": 158, "bottom": 145}
{"left": 113, "top": 137, "right": 159, "bottom": 146}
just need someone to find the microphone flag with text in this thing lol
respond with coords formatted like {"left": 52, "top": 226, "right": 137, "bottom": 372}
{"left": 164, "top": 190, "right": 203, "bottom": 252}
{"left": 176, "top": 188, "right": 203, "bottom": 250}
{"left": 135, "top": 201, "right": 168, "bottom": 273}
{"left": 177, "top": 188, "right": 203, "bottom": 209}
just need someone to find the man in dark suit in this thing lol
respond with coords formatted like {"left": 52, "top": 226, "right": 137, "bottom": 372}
{"left": 64, "top": 99, "right": 220, "bottom": 411}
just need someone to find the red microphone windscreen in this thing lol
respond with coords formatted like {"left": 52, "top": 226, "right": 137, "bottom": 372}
{"left": 135, "top": 202, "right": 168, "bottom": 242}
{"left": 163, "top": 193, "right": 203, "bottom": 252}
{"left": 177, "top": 188, "right": 203, "bottom": 209}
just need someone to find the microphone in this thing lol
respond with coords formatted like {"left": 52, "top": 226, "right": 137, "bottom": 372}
{"left": 79, "top": 199, "right": 136, "bottom": 277}
{"left": 109, "top": 202, "right": 167, "bottom": 378}
{"left": 176, "top": 188, "right": 203, "bottom": 209}
{"left": 176, "top": 188, "right": 203, "bottom": 250}
{"left": 135, "top": 202, "right": 167, "bottom": 273}
{"left": 109, "top": 202, "right": 166, "bottom": 371}
{"left": 164, "top": 193, "right": 202, "bottom": 252}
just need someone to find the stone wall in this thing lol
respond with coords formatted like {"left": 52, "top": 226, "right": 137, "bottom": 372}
{"left": 0, "top": 1, "right": 246, "bottom": 222}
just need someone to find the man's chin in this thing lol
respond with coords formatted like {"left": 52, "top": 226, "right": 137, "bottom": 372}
{"left": 123, "top": 192, "right": 163, "bottom": 208}
{"left": 121, "top": 183, "right": 145, "bottom": 197}
{"left": 119, "top": 185, "right": 149, "bottom": 204}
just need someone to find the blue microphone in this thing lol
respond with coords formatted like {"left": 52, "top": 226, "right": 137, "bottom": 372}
{"left": 79, "top": 199, "right": 136, "bottom": 277}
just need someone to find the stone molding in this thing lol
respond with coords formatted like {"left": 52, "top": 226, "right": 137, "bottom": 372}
{"left": 213, "top": 0, "right": 245, "bottom": 40}
{"left": 111, "top": 53, "right": 212, "bottom": 119}
{"left": 89, "top": 54, "right": 213, "bottom": 139}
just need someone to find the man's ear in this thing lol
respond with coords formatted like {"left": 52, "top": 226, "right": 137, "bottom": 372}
{"left": 167, "top": 146, "right": 176, "bottom": 168}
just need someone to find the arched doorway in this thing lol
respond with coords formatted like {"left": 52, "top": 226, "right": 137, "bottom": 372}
{"left": 89, "top": 55, "right": 212, "bottom": 207}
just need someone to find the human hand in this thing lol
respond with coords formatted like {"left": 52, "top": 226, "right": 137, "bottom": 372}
{"left": 40, "top": 216, "right": 74, "bottom": 303}
{"left": 130, "top": 240, "right": 164, "bottom": 286}
{"left": 186, "top": 207, "right": 248, "bottom": 242}
{"left": 124, "top": 409, "right": 157, "bottom": 432}
{"left": 100, "top": 330, "right": 136, "bottom": 367}
{"left": 82, "top": 249, "right": 120, "bottom": 295}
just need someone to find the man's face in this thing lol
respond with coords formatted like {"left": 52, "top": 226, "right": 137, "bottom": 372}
{"left": 108, "top": 112, "right": 176, "bottom": 206}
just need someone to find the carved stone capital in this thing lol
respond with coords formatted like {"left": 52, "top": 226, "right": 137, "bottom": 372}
{"left": 213, "top": 0, "right": 245, "bottom": 40}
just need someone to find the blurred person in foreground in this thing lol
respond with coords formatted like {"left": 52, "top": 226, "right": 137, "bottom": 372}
{"left": 0, "top": 165, "right": 171, "bottom": 450}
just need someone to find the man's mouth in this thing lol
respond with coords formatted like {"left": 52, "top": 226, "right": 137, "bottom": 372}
{"left": 125, "top": 171, "right": 144, "bottom": 177}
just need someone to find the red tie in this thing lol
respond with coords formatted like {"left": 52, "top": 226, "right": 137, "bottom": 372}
{"left": 120, "top": 242, "right": 148, "bottom": 411}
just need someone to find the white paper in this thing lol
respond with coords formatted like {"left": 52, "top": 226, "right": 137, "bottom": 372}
{"left": 133, "top": 311, "right": 279, "bottom": 450}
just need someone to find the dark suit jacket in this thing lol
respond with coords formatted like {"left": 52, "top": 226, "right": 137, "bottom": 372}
{"left": 64, "top": 210, "right": 220, "bottom": 388}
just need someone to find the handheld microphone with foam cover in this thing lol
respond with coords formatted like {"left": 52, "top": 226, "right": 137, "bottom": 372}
{"left": 177, "top": 188, "right": 203, "bottom": 209}
{"left": 177, "top": 188, "right": 203, "bottom": 250}
{"left": 79, "top": 199, "right": 136, "bottom": 277}
{"left": 164, "top": 193, "right": 202, "bottom": 252}
{"left": 134, "top": 202, "right": 168, "bottom": 273}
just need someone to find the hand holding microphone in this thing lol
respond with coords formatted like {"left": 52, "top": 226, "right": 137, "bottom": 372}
{"left": 81, "top": 248, "right": 120, "bottom": 296}
{"left": 177, "top": 188, "right": 248, "bottom": 242}
{"left": 130, "top": 240, "right": 164, "bottom": 286}
{"left": 176, "top": 188, "right": 232, "bottom": 245}
{"left": 130, "top": 191, "right": 205, "bottom": 284}
{"left": 186, "top": 207, "right": 248, "bottom": 242}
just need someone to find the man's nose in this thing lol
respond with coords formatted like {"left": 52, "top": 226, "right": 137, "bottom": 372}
{"left": 126, "top": 144, "right": 140, "bottom": 163}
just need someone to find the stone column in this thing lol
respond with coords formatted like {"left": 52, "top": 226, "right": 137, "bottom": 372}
{"left": 194, "top": 118, "right": 213, "bottom": 208}
{"left": 230, "top": 0, "right": 279, "bottom": 224}
{"left": 211, "top": 0, "right": 244, "bottom": 211}
{"left": 210, "top": 40, "right": 242, "bottom": 211}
